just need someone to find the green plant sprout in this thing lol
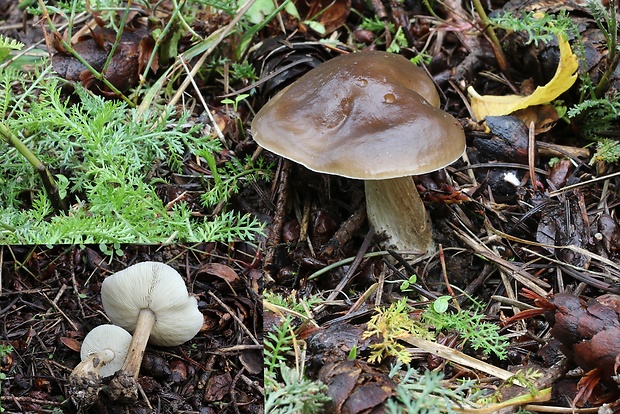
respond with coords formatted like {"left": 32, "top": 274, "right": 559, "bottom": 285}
{"left": 221, "top": 93, "right": 250, "bottom": 113}
{"left": 263, "top": 291, "right": 323, "bottom": 315}
{"left": 410, "top": 53, "right": 432, "bottom": 66}
{"left": 567, "top": 95, "right": 620, "bottom": 163}
{"left": 385, "top": 362, "right": 483, "bottom": 414}
{"left": 386, "top": 27, "right": 409, "bottom": 53}
{"left": 476, "top": 368, "right": 543, "bottom": 406}
{"left": 589, "top": 138, "right": 620, "bottom": 165}
{"left": 230, "top": 62, "right": 258, "bottom": 83}
{"left": 363, "top": 298, "right": 434, "bottom": 364}
{"left": 0, "top": 65, "right": 265, "bottom": 244}
{"left": 199, "top": 151, "right": 272, "bottom": 209}
{"left": 264, "top": 313, "right": 330, "bottom": 414}
{"left": 363, "top": 296, "right": 508, "bottom": 365}
{"left": 430, "top": 295, "right": 451, "bottom": 313}
{"left": 0, "top": 40, "right": 68, "bottom": 213}
{"left": 359, "top": 15, "right": 395, "bottom": 34}
{"left": 0, "top": 35, "right": 24, "bottom": 63}
{"left": 586, "top": 0, "right": 618, "bottom": 97}
{"left": 398, "top": 274, "right": 417, "bottom": 292}
{"left": 422, "top": 297, "right": 508, "bottom": 360}
{"left": 491, "top": 10, "right": 576, "bottom": 47}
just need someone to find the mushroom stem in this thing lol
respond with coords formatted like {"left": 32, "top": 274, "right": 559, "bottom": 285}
{"left": 69, "top": 349, "right": 116, "bottom": 405}
{"left": 121, "top": 308, "right": 156, "bottom": 379}
{"left": 106, "top": 309, "right": 156, "bottom": 403}
{"left": 71, "top": 349, "right": 116, "bottom": 377}
{"left": 364, "top": 177, "right": 434, "bottom": 254}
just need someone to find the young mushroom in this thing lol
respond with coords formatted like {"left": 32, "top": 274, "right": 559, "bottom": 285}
{"left": 69, "top": 324, "right": 132, "bottom": 406}
{"left": 251, "top": 50, "right": 466, "bottom": 253}
{"left": 100, "top": 261, "right": 204, "bottom": 402}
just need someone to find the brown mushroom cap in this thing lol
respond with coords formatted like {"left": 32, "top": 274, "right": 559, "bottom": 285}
{"left": 251, "top": 50, "right": 465, "bottom": 180}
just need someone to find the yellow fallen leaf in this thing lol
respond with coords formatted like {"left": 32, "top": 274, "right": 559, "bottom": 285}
{"left": 467, "top": 34, "right": 579, "bottom": 120}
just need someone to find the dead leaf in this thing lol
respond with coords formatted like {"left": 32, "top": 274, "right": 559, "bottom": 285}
{"left": 512, "top": 104, "right": 560, "bottom": 133}
{"left": 296, "top": 0, "right": 351, "bottom": 34}
{"left": 60, "top": 337, "right": 81, "bottom": 352}
{"left": 198, "top": 262, "right": 239, "bottom": 283}
{"left": 239, "top": 348, "right": 263, "bottom": 375}
{"left": 204, "top": 372, "right": 232, "bottom": 402}
{"left": 468, "top": 34, "right": 578, "bottom": 120}
{"left": 320, "top": 360, "right": 362, "bottom": 414}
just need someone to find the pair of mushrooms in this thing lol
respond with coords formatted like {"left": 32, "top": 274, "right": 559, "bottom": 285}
{"left": 70, "top": 261, "right": 203, "bottom": 405}
{"left": 252, "top": 51, "right": 466, "bottom": 253}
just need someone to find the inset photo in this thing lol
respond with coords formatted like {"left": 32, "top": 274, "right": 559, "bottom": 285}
{"left": 0, "top": 244, "right": 262, "bottom": 413}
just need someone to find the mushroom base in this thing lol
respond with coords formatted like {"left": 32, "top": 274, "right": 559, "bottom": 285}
{"left": 105, "top": 371, "right": 139, "bottom": 403}
{"left": 69, "top": 370, "right": 103, "bottom": 407}
{"left": 365, "top": 177, "right": 434, "bottom": 254}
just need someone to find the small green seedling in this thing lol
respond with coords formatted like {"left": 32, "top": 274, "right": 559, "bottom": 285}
{"left": 221, "top": 93, "right": 250, "bottom": 113}
{"left": 431, "top": 295, "right": 452, "bottom": 313}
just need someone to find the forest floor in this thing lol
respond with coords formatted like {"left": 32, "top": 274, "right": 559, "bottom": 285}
{"left": 1, "top": 0, "right": 620, "bottom": 413}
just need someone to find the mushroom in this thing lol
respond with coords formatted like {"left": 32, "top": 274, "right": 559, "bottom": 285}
{"left": 69, "top": 324, "right": 132, "bottom": 406}
{"left": 251, "top": 50, "right": 465, "bottom": 253}
{"left": 100, "top": 261, "right": 204, "bottom": 402}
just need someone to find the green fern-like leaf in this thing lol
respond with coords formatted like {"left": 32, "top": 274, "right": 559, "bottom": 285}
{"left": 0, "top": 34, "right": 24, "bottom": 62}
{"left": 422, "top": 307, "right": 508, "bottom": 360}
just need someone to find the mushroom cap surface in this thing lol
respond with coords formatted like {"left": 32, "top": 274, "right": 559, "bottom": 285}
{"left": 101, "top": 262, "right": 204, "bottom": 347}
{"left": 251, "top": 50, "right": 465, "bottom": 180}
{"left": 80, "top": 324, "right": 132, "bottom": 377}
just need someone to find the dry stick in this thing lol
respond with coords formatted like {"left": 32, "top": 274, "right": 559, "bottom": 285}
{"left": 313, "top": 226, "right": 375, "bottom": 315}
{"left": 493, "top": 245, "right": 522, "bottom": 325}
{"left": 488, "top": 221, "right": 620, "bottom": 282}
{"left": 321, "top": 203, "right": 367, "bottom": 256}
{"left": 239, "top": 373, "right": 264, "bottom": 395}
{"left": 528, "top": 121, "right": 538, "bottom": 190}
{"left": 262, "top": 160, "right": 289, "bottom": 283}
{"left": 400, "top": 335, "right": 528, "bottom": 385}
{"left": 178, "top": 56, "right": 225, "bottom": 143}
{"left": 451, "top": 225, "right": 550, "bottom": 296}
{"left": 263, "top": 301, "right": 316, "bottom": 327}
{"left": 455, "top": 162, "right": 548, "bottom": 176}
{"left": 470, "top": 0, "right": 507, "bottom": 73}
{"left": 524, "top": 248, "right": 620, "bottom": 292}
{"left": 0, "top": 396, "right": 63, "bottom": 407}
{"left": 70, "top": 263, "right": 86, "bottom": 320}
{"left": 548, "top": 170, "right": 620, "bottom": 197}
{"left": 346, "top": 283, "right": 378, "bottom": 315}
{"left": 220, "top": 57, "right": 315, "bottom": 98}
{"left": 219, "top": 344, "right": 264, "bottom": 352}
{"left": 0, "top": 246, "right": 3, "bottom": 295}
{"left": 0, "top": 122, "right": 68, "bottom": 212}
{"left": 42, "top": 291, "right": 79, "bottom": 331}
{"left": 522, "top": 405, "right": 600, "bottom": 413}
{"left": 375, "top": 266, "right": 387, "bottom": 307}
{"left": 438, "top": 244, "right": 460, "bottom": 311}
{"left": 536, "top": 142, "right": 590, "bottom": 161}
